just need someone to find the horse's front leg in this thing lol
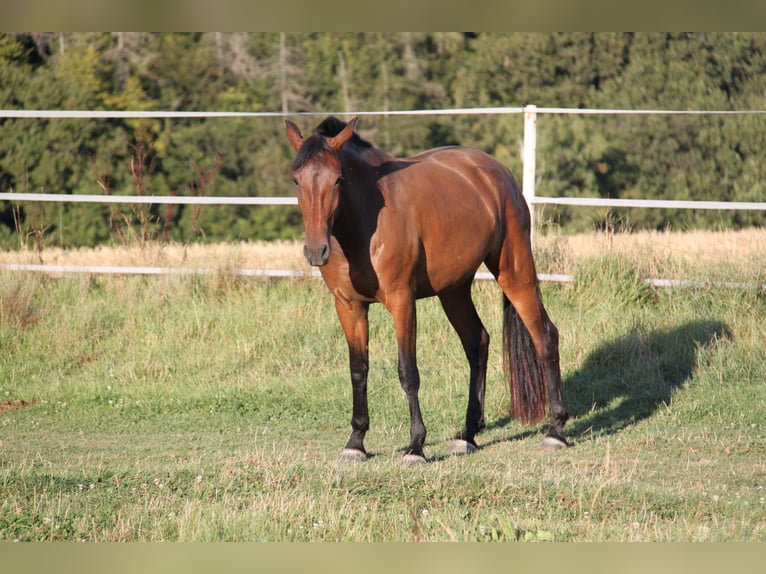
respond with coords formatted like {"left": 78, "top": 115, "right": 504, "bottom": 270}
{"left": 388, "top": 291, "right": 427, "bottom": 464}
{"left": 335, "top": 298, "right": 371, "bottom": 462}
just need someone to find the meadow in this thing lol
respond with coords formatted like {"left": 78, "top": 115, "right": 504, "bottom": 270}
{"left": 0, "top": 230, "right": 764, "bottom": 541}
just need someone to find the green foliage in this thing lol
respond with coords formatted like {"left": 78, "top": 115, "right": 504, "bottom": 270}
{"left": 1, "top": 32, "right": 765, "bottom": 248}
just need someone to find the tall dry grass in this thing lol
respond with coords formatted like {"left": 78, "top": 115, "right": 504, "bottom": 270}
{"left": 0, "top": 240, "right": 310, "bottom": 271}
{"left": 1, "top": 228, "right": 764, "bottom": 277}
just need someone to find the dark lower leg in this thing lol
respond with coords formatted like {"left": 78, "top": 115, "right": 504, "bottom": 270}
{"left": 457, "top": 328, "right": 489, "bottom": 444}
{"left": 401, "top": 362, "right": 426, "bottom": 458}
{"left": 541, "top": 316, "right": 569, "bottom": 442}
{"left": 345, "top": 355, "right": 369, "bottom": 453}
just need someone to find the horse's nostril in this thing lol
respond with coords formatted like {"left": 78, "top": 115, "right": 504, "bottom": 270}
{"left": 304, "top": 243, "right": 330, "bottom": 266}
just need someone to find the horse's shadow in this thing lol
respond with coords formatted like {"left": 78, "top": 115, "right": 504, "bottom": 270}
{"left": 474, "top": 319, "right": 731, "bottom": 450}
{"left": 560, "top": 319, "right": 731, "bottom": 441}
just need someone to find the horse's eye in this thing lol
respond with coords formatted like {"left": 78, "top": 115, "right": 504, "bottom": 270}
{"left": 292, "top": 177, "right": 299, "bottom": 187}
{"left": 335, "top": 177, "right": 344, "bottom": 187}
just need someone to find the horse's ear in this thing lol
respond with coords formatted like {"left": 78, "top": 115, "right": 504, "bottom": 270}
{"left": 327, "top": 117, "right": 358, "bottom": 152}
{"left": 285, "top": 120, "right": 305, "bottom": 152}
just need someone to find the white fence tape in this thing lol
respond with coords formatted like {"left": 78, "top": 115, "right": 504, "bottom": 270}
{"left": 1, "top": 264, "right": 762, "bottom": 290}
{"left": 0, "top": 193, "right": 297, "bottom": 205}
{"left": 1, "top": 105, "right": 764, "bottom": 288}
{"left": 0, "top": 263, "right": 318, "bottom": 277}
{"left": 2, "top": 106, "right": 766, "bottom": 119}
{"left": 532, "top": 196, "right": 766, "bottom": 211}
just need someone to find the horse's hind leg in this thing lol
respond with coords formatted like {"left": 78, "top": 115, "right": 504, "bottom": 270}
{"left": 438, "top": 282, "right": 489, "bottom": 454}
{"left": 504, "top": 281, "right": 568, "bottom": 446}
{"left": 490, "top": 252, "right": 569, "bottom": 448}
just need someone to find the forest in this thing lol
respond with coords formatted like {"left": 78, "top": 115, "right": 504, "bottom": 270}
{"left": 1, "top": 32, "right": 765, "bottom": 248}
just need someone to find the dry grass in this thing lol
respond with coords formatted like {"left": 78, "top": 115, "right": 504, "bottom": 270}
{"left": 0, "top": 240, "right": 311, "bottom": 271}
{"left": 1, "top": 229, "right": 764, "bottom": 274}
{"left": 533, "top": 228, "right": 766, "bottom": 285}
{"left": 545, "top": 228, "right": 766, "bottom": 266}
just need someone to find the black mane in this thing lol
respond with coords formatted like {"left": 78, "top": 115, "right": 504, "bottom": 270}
{"left": 291, "top": 116, "right": 371, "bottom": 171}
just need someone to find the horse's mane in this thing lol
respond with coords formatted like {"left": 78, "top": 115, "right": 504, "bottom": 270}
{"left": 314, "top": 116, "right": 371, "bottom": 148}
{"left": 292, "top": 116, "right": 371, "bottom": 171}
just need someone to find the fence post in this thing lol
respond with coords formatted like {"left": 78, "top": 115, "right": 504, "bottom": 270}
{"left": 522, "top": 104, "right": 538, "bottom": 245}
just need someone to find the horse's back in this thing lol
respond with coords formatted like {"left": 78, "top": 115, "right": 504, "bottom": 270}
{"left": 375, "top": 145, "right": 529, "bottom": 294}
{"left": 398, "top": 145, "right": 529, "bottom": 237}
{"left": 409, "top": 146, "right": 525, "bottom": 209}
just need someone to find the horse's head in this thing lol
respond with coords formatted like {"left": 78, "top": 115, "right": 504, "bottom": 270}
{"left": 286, "top": 117, "right": 358, "bottom": 267}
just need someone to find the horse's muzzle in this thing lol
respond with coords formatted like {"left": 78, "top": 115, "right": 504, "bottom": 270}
{"left": 304, "top": 242, "right": 330, "bottom": 267}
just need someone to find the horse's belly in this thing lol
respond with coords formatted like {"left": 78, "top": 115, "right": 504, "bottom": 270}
{"left": 414, "top": 255, "right": 486, "bottom": 297}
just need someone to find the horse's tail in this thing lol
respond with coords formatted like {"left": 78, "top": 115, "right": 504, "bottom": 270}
{"left": 502, "top": 295, "right": 548, "bottom": 425}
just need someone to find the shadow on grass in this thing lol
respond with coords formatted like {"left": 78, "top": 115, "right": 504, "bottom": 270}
{"left": 405, "top": 320, "right": 731, "bottom": 461}
{"left": 562, "top": 319, "right": 732, "bottom": 441}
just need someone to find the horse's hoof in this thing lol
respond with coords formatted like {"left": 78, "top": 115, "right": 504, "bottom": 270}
{"left": 338, "top": 448, "right": 367, "bottom": 462}
{"left": 541, "top": 436, "right": 568, "bottom": 450}
{"left": 402, "top": 453, "right": 427, "bottom": 465}
{"left": 449, "top": 439, "right": 477, "bottom": 455}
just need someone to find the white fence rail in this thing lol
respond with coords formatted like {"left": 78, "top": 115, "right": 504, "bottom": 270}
{"left": 1, "top": 106, "right": 765, "bottom": 286}
{"left": 0, "top": 193, "right": 297, "bottom": 206}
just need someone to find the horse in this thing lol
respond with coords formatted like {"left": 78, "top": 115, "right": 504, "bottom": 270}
{"left": 285, "top": 116, "right": 569, "bottom": 463}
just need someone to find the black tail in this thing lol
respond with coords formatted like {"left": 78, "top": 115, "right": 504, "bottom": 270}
{"left": 502, "top": 295, "right": 548, "bottom": 425}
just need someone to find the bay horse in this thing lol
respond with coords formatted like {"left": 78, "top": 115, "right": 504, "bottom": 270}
{"left": 285, "top": 116, "right": 569, "bottom": 463}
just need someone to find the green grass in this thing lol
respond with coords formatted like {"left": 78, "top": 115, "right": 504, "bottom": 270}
{"left": 1, "top": 251, "right": 764, "bottom": 541}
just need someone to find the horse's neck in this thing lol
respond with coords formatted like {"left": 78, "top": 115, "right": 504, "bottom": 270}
{"left": 342, "top": 143, "right": 392, "bottom": 173}
{"left": 334, "top": 146, "right": 387, "bottom": 245}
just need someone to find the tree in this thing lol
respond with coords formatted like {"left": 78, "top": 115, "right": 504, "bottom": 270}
{"left": 1, "top": 33, "right": 764, "bottom": 248}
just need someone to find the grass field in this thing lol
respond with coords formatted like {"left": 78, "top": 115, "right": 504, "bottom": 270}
{"left": 1, "top": 230, "right": 765, "bottom": 541}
